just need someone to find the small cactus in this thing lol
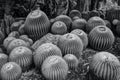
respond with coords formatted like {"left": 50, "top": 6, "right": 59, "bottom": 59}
{"left": 8, "top": 31, "right": 20, "bottom": 38}
{"left": 42, "top": 55, "right": 68, "bottom": 80}
{"left": 51, "top": 21, "right": 67, "bottom": 35}
{"left": 69, "top": 10, "right": 81, "bottom": 20}
{"left": 88, "top": 25, "right": 115, "bottom": 51}
{"left": 63, "top": 54, "right": 79, "bottom": 69}
{"left": 1, "top": 62, "right": 22, "bottom": 80}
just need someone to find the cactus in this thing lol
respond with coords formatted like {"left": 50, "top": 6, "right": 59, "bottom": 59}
{"left": 86, "top": 16, "right": 106, "bottom": 33}
{"left": 54, "top": 15, "right": 72, "bottom": 31}
{"left": 1, "top": 62, "right": 22, "bottom": 80}
{"left": 51, "top": 21, "right": 67, "bottom": 35}
{"left": 58, "top": 33, "right": 83, "bottom": 58}
{"left": 9, "top": 46, "right": 33, "bottom": 72}
{"left": 72, "top": 18, "right": 87, "bottom": 31}
{"left": 89, "top": 51, "right": 120, "bottom": 80}
{"left": 3, "top": 37, "right": 16, "bottom": 49}
{"left": 34, "top": 43, "right": 62, "bottom": 68}
{"left": 7, "top": 39, "right": 29, "bottom": 53}
{"left": 69, "top": 10, "right": 81, "bottom": 20}
{"left": 24, "top": 9, "right": 50, "bottom": 41}
{"left": 71, "top": 29, "right": 88, "bottom": 49}
{"left": 18, "top": 24, "right": 25, "bottom": 35}
{"left": 63, "top": 54, "right": 79, "bottom": 69}
{"left": 88, "top": 25, "right": 115, "bottom": 51}
{"left": 41, "top": 55, "right": 68, "bottom": 80}
{"left": 0, "top": 30, "right": 5, "bottom": 45}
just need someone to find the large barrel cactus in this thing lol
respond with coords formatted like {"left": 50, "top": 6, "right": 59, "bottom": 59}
{"left": 24, "top": 9, "right": 50, "bottom": 41}
{"left": 63, "top": 54, "right": 79, "bottom": 69}
{"left": 41, "top": 55, "right": 68, "bottom": 80}
{"left": 89, "top": 51, "right": 120, "bottom": 80}
{"left": 71, "top": 29, "right": 88, "bottom": 49}
{"left": 9, "top": 46, "right": 33, "bottom": 71}
{"left": 51, "top": 21, "right": 67, "bottom": 35}
{"left": 71, "top": 18, "right": 87, "bottom": 31}
{"left": 86, "top": 16, "right": 106, "bottom": 33}
{"left": 0, "top": 62, "right": 22, "bottom": 80}
{"left": 88, "top": 25, "right": 115, "bottom": 51}
{"left": 7, "top": 39, "right": 29, "bottom": 53}
{"left": 34, "top": 43, "right": 62, "bottom": 69}
{"left": 58, "top": 33, "right": 83, "bottom": 58}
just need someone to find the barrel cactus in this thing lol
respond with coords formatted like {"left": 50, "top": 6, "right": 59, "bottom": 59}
{"left": 18, "top": 24, "right": 25, "bottom": 35}
{"left": 0, "top": 62, "right": 22, "bottom": 80}
{"left": 51, "top": 21, "right": 67, "bottom": 35}
{"left": 58, "top": 33, "right": 83, "bottom": 58}
{"left": 0, "top": 53, "right": 8, "bottom": 70}
{"left": 7, "top": 39, "right": 29, "bottom": 53}
{"left": 24, "top": 9, "right": 50, "bottom": 41}
{"left": 89, "top": 51, "right": 120, "bottom": 80}
{"left": 88, "top": 25, "right": 115, "bottom": 51}
{"left": 10, "top": 21, "right": 22, "bottom": 32}
{"left": 34, "top": 43, "right": 62, "bottom": 68}
{"left": 9, "top": 46, "right": 33, "bottom": 71}
{"left": 63, "top": 54, "right": 79, "bottom": 69}
{"left": 54, "top": 15, "right": 72, "bottom": 31}
{"left": 72, "top": 18, "right": 87, "bottom": 31}
{"left": 86, "top": 16, "right": 106, "bottom": 33}
{"left": 3, "top": 37, "right": 16, "bottom": 49}
{"left": 69, "top": 10, "right": 81, "bottom": 20}
{"left": 41, "top": 55, "right": 68, "bottom": 80}
{"left": 71, "top": 29, "right": 88, "bottom": 49}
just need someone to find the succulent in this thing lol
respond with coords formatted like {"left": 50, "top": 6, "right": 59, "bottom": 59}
{"left": 1, "top": 62, "right": 22, "bottom": 80}
{"left": 24, "top": 9, "right": 50, "bottom": 41}
{"left": 51, "top": 21, "right": 67, "bottom": 35}
{"left": 8, "top": 31, "right": 20, "bottom": 38}
{"left": 34, "top": 43, "right": 62, "bottom": 68}
{"left": 71, "top": 29, "right": 88, "bottom": 49}
{"left": 81, "top": 12, "right": 90, "bottom": 21}
{"left": 3, "top": 37, "right": 16, "bottom": 49}
{"left": 58, "top": 33, "right": 83, "bottom": 58}
{"left": 54, "top": 15, "right": 72, "bottom": 31}
{"left": 31, "top": 33, "right": 60, "bottom": 50}
{"left": 89, "top": 51, "right": 120, "bottom": 80}
{"left": 86, "top": 16, "right": 106, "bottom": 33}
{"left": 69, "top": 10, "right": 81, "bottom": 20}
{"left": 88, "top": 25, "right": 115, "bottom": 51}
{"left": 0, "top": 53, "right": 8, "bottom": 70}
{"left": 41, "top": 55, "right": 68, "bottom": 80}
{"left": 9, "top": 46, "right": 33, "bottom": 71}
{"left": 63, "top": 54, "right": 79, "bottom": 69}
{"left": 7, "top": 39, "right": 29, "bottom": 53}
{"left": 71, "top": 18, "right": 87, "bottom": 31}
{"left": 116, "top": 22, "right": 120, "bottom": 36}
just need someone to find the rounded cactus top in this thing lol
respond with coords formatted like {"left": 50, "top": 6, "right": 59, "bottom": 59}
{"left": 29, "top": 10, "right": 43, "bottom": 19}
{"left": 92, "top": 51, "right": 120, "bottom": 64}
{"left": 69, "top": 10, "right": 81, "bottom": 20}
